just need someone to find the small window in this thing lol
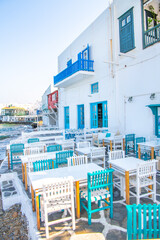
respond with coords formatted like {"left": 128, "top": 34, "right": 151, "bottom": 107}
{"left": 91, "top": 82, "right": 99, "bottom": 94}
{"left": 119, "top": 8, "right": 135, "bottom": 53}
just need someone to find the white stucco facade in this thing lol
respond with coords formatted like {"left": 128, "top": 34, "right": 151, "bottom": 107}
{"left": 54, "top": 0, "right": 160, "bottom": 138}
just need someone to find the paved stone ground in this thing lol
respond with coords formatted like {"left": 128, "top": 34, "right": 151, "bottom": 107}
{"left": 0, "top": 150, "right": 160, "bottom": 240}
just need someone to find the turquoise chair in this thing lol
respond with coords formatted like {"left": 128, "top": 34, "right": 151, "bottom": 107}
{"left": 27, "top": 138, "right": 39, "bottom": 143}
{"left": 10, "top": 143, "right": 24, "bottom": 169}
{"left": 56, "top": 150, "right": 73, "bottom": 167}
{"left": 135, "top": 137, "right": 146, "bottom": 158}
{"left": 80, "top": 169, "right": 114, "bottom": 225}
{"left": 33, "top": 159, "right": 57, "bottom": 172}
{"left": 47, "top": 144, "right": 62, "bottom": 152}
{"left": 126, "top": 204, "right": 160, "bottom": 240}
{"left": 125, "top": 134, "right": 135, "bottom": 155}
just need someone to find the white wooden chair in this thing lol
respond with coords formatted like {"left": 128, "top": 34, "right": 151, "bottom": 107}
{"left": 67, "top": 155, "right": 88, "bottom": 166}
{"left": 129, "top": 160, "right": 157, "bottom": 204}
{"left": 108, "top": 150, "right": 125, "bottom": 196}
{"left": 90, "top": 147, "right": 106, "bottom": 168}
{"left": 40, "top": 177, "right": 75, "bottom": 239}
{"left": 23, "top": 146, "right": 45, "bottom": 155}
{"left": 62, "top": 140, "right": 75, "bottom": 151}
{"left": 77, "top": 141, "right": 90, "bottom": 149}
{"left": 112, "top": 135, "right": 123, "bottom": 151}
{"left": 67, "top": 155, "right": 88, "bottom": 188}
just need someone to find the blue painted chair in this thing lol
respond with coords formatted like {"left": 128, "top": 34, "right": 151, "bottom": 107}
{"left": 135, "top": 137, "right": 146, "bottom": 158}
{"left": 27, "top": 138, "right": 39, "bottom": 143}
{"left": 126, "top": 204, "right": 160, "bottom": 240}
{"left": 47, "top": 144, "right": 62, "bottom": 152}
{"left": 80, "top": 169, "right": 114, "bottom": 225}
{"left": 125, "top": 134, "right": 135, "bottom": 155}
{"left": 33, "top": 159, "right": 57, "bottom": 172}
{"left": 56, "top": 150, "right": 73, "bottom": 167}
{"left": 10, "top": 143, "right": 24, "bottom": 169}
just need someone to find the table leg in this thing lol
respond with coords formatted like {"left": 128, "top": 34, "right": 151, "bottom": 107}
{"left": 151, "top": 147, "right": 154, "bottom": 159}
{"left": 75, "top": 181, "right": 80, "bottom": 218}
{"left": 36, "top": 192, "right": 40, "bottom": 230}
{"left": 103, "top": 140, "right": 105, "bottom": 147}
{"left": 125, "top": 171, "right": 130, "bottom": 204}
{"left": 7, "top": 151, "right": 10, "bottom": 169}
{"left": 110, "top": 140, "right": 112, "bottom": 151}
{"left": 138, "top": 145, "right": 141, "bottom": 159}
{"left": 31, "top": 185, "right": 35, "bottom": 211}
{"left": 24, "top": 163, "right": 28, "bottom": 191}
{"left": 123, "top": 138, "right": 125, "bottom": 151}
{"left": 22, "top": 163, "right": 24, "bottom": 183}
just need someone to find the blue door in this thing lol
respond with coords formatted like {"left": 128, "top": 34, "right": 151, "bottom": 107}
{"left": 90, "top": 101, "right": 108, "bottom": 128}
{"left": 103, "top": 102, "right": 108, "bottom": 127}
{"left": 64, "top": 107, "right": 69, "bottom": 129}
{"left": 90, "top": 103, "right": 98, "bottom": 128}
{"left": 78, "top": 105, "right": 84, "bottom": 129}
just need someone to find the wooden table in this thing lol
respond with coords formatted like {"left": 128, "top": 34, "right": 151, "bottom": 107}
{"left": 108, "top": 157, "right": 144, "bottom": 204}
{"left": 21, "top": 151, "right": 56, "bottom": 190}
{"left": 28, "top": 163, "right": 104, "bottom": 230}
{"left": 138, "top": 140, "right": 160, "bottom": 159}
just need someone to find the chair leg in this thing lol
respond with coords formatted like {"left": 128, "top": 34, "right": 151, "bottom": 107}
{"left": 71, "top": 196, "right": 75, "bottom": 230}
{"left": 88, "top": 201, "right": 92, "bottom": 225}
{"left": 45, "top": 209, "right": 49, "bottom": 239}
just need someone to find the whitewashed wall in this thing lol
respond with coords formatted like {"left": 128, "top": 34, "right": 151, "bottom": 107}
{"left": 56, "top": 0, "right": 160, "bottom": 137}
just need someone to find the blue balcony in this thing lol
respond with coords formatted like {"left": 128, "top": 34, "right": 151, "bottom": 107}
{"left": 54, "top": 59, "right": 94, "bottom": 87}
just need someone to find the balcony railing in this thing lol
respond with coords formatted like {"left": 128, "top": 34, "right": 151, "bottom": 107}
{"left": 144, "top": 24, "right": 160, "bottom": 48}
{"left": 54, "top": 59, "right": 94, "bottom": 85}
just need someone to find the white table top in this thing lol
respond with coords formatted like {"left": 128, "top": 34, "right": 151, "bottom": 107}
{"left": 7, "top": 141, "right": 46, "bottom": 150}
{"left": 109, "top": 157, "right": 144, "bottom": 174}
{"left": 75, "top": 146, "right": 97, "bottom": 155}
{"left": 28, "top": 163, "right": 104, "bottom": 190}
{"left": 138, "top": 140, "right": 160, "bottom": 148}
{"left": 21, "top": 152, "right": 56, "bottom": 164}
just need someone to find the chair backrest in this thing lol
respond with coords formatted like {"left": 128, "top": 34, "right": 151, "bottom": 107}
{"left": 113, "top": 135, "right": 123, "bottom": 150}
{"left": 90, "top": 147, "right": 105, "bottom": 159}
{"left": 135, "top": 137, "right": 146, "bottom": 150}
{"left": 125, "top": 134, "right": 135, "bottom": 142}
{"left": 108, "top": 150, "right": 125, "bottom": 161}
{"left": 10, "top": 143, "right": 24, "bottom": 153}
{"left": 27, "top": 138, "right": 39, "bottom": 143}
{"left": 126, "top": 204, "right": 160, "bottom": 240}
{"left": 88, "top": 169, "right": 114, "bottom": 192}
{"left": 24, "top": 146, "right": 44, "bottom": 155}
{"left": 47, "top": 144, "right": 62, "bottom": 152}
{"left": 42, "top": 177, "right": 74, "bottom": 201}
{"left": 77, "top": 141, "right": 90, "bottom": 149}
{"left": 56, "top": 150, "right": 73, "bottom": 166}
{"left": 137, "top": 160, "right": 157, "bottom": 179}
{"left": 67, "top": 155, "right": 88, "bottom": 166}
{"left": 33, "top": 159, "right": 57, "bottom": 172}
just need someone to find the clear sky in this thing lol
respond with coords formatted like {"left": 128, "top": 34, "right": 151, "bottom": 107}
{"left": 0, "top": 0, "right": 108, "bottom": 105}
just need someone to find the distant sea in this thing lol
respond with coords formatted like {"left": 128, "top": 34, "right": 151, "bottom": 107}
{"left": 0, "top": 124, "right": 32, "bottom": 161}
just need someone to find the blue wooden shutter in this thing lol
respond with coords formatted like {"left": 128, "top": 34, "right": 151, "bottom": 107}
{"left": 78, "top": 105, "right": 84, "bottom": 129}
{"left": 119, "top": 8, "right": 135, "bottom": 53}
{"left": 90, "top": 103, "right": 98, "bottom": 128}
{"left": 103, "top": 101, "right": 108, "bottom": 127}
{"left": 64, "top": 107, "right": 69, "bottom": 129}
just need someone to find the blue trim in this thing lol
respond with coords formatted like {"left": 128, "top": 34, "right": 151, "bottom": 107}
{"left": 90, "top": 101, "right": 108, "bottom": 129}
{"left": 77, "top": 104, "right": 84, "bottom": 129}
{"left": 64, "top": 106, "right": 70, "bottom": 129}
{"left": 91, "top": 82, "right": 99, "bottom": 94}
{"left": 54, "top": 45, "right": 94, "bottom": 85}
{"left": 147, "top": 105, "right": 160, "bottom": 137}
{"left": 119, "top": 7, "right": 135, "bottom": 53}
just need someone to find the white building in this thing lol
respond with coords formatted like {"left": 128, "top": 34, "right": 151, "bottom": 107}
{"left": 53, "top": 0, "right": 160, "bottom": 138}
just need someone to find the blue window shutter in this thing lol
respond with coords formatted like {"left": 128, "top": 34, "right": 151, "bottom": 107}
{"left": 91, "top": 82, "right": 99, "bottom": 94}
{"left": 119, "top": 8, "right": 135, "bottom": 53}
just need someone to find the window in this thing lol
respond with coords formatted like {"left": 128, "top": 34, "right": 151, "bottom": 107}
{"left": 52, "top": 93, "right": 57, "bottom": 101}
{"left": 91, "top": 82, "right": 99, "bottom": 94}
{"left": 119, "top": 8, "right": 135, "bottom": 53}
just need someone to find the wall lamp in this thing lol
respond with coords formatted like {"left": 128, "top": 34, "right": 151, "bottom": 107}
{"left": 150, "top": 93, "right": 155, "bottom": 100}
{"left": 128, "top": 97, "right": 133, "bottom": 102}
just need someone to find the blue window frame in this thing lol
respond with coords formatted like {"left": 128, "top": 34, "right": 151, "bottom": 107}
{"left": 91, "top": 82, "right": 99, "bottom": 94}
{"left": 119, "top": 8, "right": 135, "bottom": 53}
{"left": 64, "top": 106, "right": 70, "bottom": 129}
